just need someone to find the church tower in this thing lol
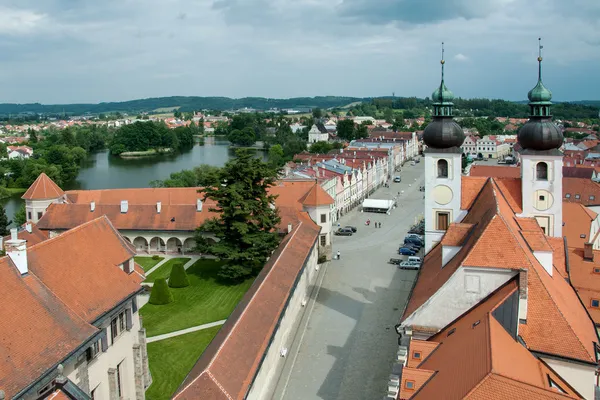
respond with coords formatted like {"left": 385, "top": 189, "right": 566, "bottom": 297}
{"left": 423, "top": 44, "right": 466, "bottom": 253}
{"left": 517, "top": 39, "right": 564, "bottom": 237}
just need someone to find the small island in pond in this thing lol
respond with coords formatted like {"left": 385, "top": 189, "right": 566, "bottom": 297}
{"left": 109, "top": 120, "right": 197, "bottom": 157}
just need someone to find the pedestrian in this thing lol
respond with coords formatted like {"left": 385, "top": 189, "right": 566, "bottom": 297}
{"left": 380, "top": 222, "right": 383, "bottom": 228}
{"left": 337, "top": 251, "right": 341, "bottom": 260}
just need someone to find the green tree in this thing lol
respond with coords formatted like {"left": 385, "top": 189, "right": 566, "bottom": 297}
{"left": 309, "top": 141, "right": 333, "bottom": 154}
{"left": 355, "top": 122, "right": 369, "bottom": 139}
{"left": 268, "top": 144, "right": 285, "bottom": 167}
{"left": 312, "top": 108, "right": 323, "bottom": 119}
{"left": 13, "top": 204, "right": 26, "bottom": 226}
{"left": 383, "top": 108, "right": 394, "bottom": 123}
{"left": 336, "top": 119, "right": 355, "bottom": 141}
{"left": 28, "top": 129, "right": 38, "bottom": 144}
{"left": 174, "top": 110, "right": 182, "bottom": 119}
{"left": 0, "top": 206, "right": 10, "bottom": 235}
{"left": 193, "top": 165, "right": 222, "bottom": 186}
{"left": 195, "top": 150, "right": 281, "bottom": 282}
{"left": 148, "top": 278, "right": 174, "bottom": 305}
{"left": 168, "top": 263, "right": 190, "bottom": 288}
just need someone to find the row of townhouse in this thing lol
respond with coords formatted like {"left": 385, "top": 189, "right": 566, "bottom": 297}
{"left": 287, "top": 149, "right": 393, "bottom": 222}
{"left": 461, "top": 134, "right": 513, "bottom": 159}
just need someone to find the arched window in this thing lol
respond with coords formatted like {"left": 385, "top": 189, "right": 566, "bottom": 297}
{"left": 437, "top": 159, "right": 448, "bottom": 178}
{"left": 536, "top": 162, "right": 548, "bottom": 181}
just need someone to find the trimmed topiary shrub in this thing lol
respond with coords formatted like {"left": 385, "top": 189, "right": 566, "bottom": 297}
{"left": 148, "top": 278, "right": 174, "bottom": 305}
{"left": 152, "top": 255, "right": 160, "bottom": 260}
{"left": 168, "top": 263, "right": 190, "bottom": 288}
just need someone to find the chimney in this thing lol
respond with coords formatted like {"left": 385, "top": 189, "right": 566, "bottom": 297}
{"left": 25, "top": 223, "right": 32, "bottom": 233}
{"left": 287, "top": 223, "right": 293, "bottom": 233}
{"left": 157, "top": 201, "right": 162, "bottom": 214}
{"left": 518, "top": 269, "right": 528, "bottom": 321}
{"left": 120, "top": 200, "right": 128, "bottom": 213}
{"left": 197, "top": 198, "right": 203, "bottom": 212}
{"left": 90, "top": 201, "right": 95, "bottom": 212}
{"left": 6, "top": 228, "right": 27, "bottom": 275}
{"left": 584, "top": 242, "right": 594, "bottom": 261}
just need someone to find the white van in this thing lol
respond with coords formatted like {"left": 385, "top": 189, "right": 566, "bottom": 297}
{"left": 407, "top": 256, "right": 422, "bottom": 264}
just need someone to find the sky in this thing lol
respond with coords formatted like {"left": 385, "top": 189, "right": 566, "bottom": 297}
{"left": 0, "top": 0, "right": 598, "bottom": 104}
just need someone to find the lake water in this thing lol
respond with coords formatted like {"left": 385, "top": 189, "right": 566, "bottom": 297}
{"left": 1, "top": 138, "right": 265, "bottom": 225}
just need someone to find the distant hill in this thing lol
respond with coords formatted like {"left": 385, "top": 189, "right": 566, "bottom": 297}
{"left": 0, "top": 96, "right": 367, "bottom": 116}
{"left": 0, "top": 95, "right": 596, "bottom": 118}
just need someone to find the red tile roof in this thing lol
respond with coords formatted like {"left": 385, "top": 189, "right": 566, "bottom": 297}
{"left": 0, "top": 216, "right": 140, "bottom": 398}
{"left": 470, "top": 165, "right": 521, "bottom": 179}
{"left": 299, "top": 182, "right": 334, "bottom": 207}
{"left": 409, "top": 279, "right": 580, "bottom": 399}
{"left": 563, "top": 178, "right": 600, "bottom": 206}
{"left": 562, "top": 202, "right": 597, "bottom": 248}
{"left": 441, "top": 223, "right": 474, "bottom": 246}
{"left": 22, "top": 173, "right": 65, "bottom": 200}
{"left": 174, "top": 213, "right": 321, "bottom": 399}
{"left": 28, "top": 216, "right": 141, "bottom": 322}
{"left": 403, "top": 177, "right": 598, "bottom": 365}
{"left": 3, "top": 222, "right": 49, "bottom": 247}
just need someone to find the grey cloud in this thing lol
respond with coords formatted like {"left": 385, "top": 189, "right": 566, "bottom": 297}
{"left": 337, "top": 0, "right": 509, "bottom": 25}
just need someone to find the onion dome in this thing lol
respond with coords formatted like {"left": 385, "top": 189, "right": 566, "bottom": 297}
{"left": 517, "top": 38, "right": 563, "bottom": 151}
{"left": 423, "top": 44, "right": 466, "bottom": 149}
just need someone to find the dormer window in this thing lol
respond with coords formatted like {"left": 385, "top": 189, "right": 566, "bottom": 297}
{"left": 565, "top": 193, "right": 571, "bottom": 198}
{"left": 575, "top": 194, "right": 581, "bottom": 199}
{"left": 591, "top": 299, "right": 600, "bottom": 308}
{"left": 536, "top": 162, "right": 548, "bottom": 181}
{"left": 405, "top": 380, "right": 415, "bottom": 390}
{"left": 437, "top": 159, "right": 448, "bottom": 178}
{"left": 412, "top": 351, "right": 421, "bottom": 359}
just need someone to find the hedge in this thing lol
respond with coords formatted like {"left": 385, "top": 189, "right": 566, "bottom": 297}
{"left": 168, "top": 263, "right": 190, "bottom": 288}
{"left": 149, "top": 278, "right": 174, "bottom": 305}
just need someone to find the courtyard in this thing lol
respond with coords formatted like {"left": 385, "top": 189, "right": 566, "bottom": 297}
{"left": 136, "top": 257, "right": 254, "bottom": 400}
{"left": 274, "top": 161, "right": 425, "bottom": 400}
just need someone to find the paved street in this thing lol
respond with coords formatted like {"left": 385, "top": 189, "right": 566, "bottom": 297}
{"left": 273, "top": 161, "right": 425, "bottom": 400}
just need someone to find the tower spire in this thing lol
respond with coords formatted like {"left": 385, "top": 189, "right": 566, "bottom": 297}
{"left": 441, "top": 42, "right": 445, "bottom": 83}
{"left": 537, "top": 37, "right": 543, "bottom": 82}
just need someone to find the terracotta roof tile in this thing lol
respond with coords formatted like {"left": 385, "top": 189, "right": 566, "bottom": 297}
{"left": 0, "top": 260, "right": 96, "bottom": 398}
{"left": 521, "top": 231, "right": 552, "bottom": 252}
{"left": 566, "top": 247, "right": 600, "bottom": 325}
{"left": 546, "top": 237, "right": 567, "bottom": 279}
{"left": 563, "top": 178, "right": 600, "bottom": 206}
{"left": 412, "top": 280, "right": 579, "bottom": 399}
{"left": 465, "top": 374, "right": 579, "bottom": 400}
{"left": 469, "top": 165, "right": 521, "bottom": 179}
{"left": 515, "top": 218, "right": 543, "bottom": 233}
{"left": 406, "top": 340, "right": 439, "bottom": 368}
{"left": 299, "top": 182, "right": 334, "bottom": 207}
{"left": 3, "top": 222, "right": 49, "bottom": 247}
{"left": 562, "top": 202, "right": 597, "bottom": 248}
{"left": 441, "top": 223, "right": 474, "bottom": 246}
{"left": 399, "top": 367, "right": 435, "bottom": 399}
{"left": 174, "top": 213, "right": 321, "bottom": 399}
{"left": 494, "top": 178, "right": 523, "bottom": 213}
{"left": 22, "top": 173, "right": 65, "bottom": 200}
{"left": 461, "top": 177, "right": 488, "bottom": 210}
{"left": 28, "top": 216, "right": 141, "bottom": 322}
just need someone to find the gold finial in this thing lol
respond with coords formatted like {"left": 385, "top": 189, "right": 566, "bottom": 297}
{"left": 538, "top": 37, "right": 543, "bottom": 62}
{"left": 441, "top": 42, "right": 445, "bottom": 64}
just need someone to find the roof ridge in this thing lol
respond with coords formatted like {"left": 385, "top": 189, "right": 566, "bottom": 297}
{"left": 28, "top": 216, "right": 117, "bottom": 252}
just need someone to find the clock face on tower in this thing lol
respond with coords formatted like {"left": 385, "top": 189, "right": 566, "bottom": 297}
{"left": 433, "top": 185, "right": 453, "bottom": 205}
{"left": 533, "top": 189, "right": 553, "bottom": 211}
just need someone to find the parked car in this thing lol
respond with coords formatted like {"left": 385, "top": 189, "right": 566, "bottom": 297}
{"left": 410, "top": 161, "right": 416, "bottom": 166}
{"left": 344, "top": 226, "right": 358, "bottom": 233}
{"left": 404, "top": 237, "right": 424, "bottom": 246}
{"left": 394, "top": 176, "right": 402, "bottom": 183}
{"left": 399, "top": 261, "right": 421, "bottom": 270}
{"left": 415, "top": 158, "right": 420, "bottom": 163}
{"left": 402, "top": 244, "right": 421, "bottom": 252}
{"left": 399, "top": 247, "right": 417, "bottom": 256}
{"left": 406, "top": 233, "right": 424, "bottom": 241}
{"left": 334, "top": 228, "right": 353, "bottom": 236}
{"left": 407, "top": 256, "right": 422, "bottom": 264}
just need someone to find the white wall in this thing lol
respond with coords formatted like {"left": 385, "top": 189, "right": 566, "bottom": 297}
{"left": 65, "top": 301, "right": 143, "bottom": 400}
{"left": 542, "top": 357, "right": 596, "bottom": 400}
{"left": 402, "top": 267, "right": 516, "bottom": 334}
{"left": 424, "top": 152, "right": 462, "bottom": 254}
{"left": 26, "top": 197, "right": 64, "bottom": 223}
{"left": 247, "top": 243, "right": 319, "bottom": 399}
{"left": 520, "top": 155, "right": 563, "bottom": 237}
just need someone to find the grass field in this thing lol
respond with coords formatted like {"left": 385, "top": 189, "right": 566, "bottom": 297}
{"left": 143, "top": 258, "right": 190, "bottom": 283}
{"left": 140, "top": 259, "right": 253, "bottom": 336}
{"left": 134, "top": 256, "right": 164, "bottom": 272}
{"left": 145, "top": 326, "right": 221, "bottom": 400}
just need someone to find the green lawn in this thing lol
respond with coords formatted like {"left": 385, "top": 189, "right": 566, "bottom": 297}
{"left": 140, "top": 259, "right": 254, "bottom": 336}
{"left": 134, "top": 256, "right": 164, "bottom": 272}
{"left": 144, "top": 258, "right": 190, "bottom": 283}
{"left": 145, "top": 326, "right": 221, "bottom": 400}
